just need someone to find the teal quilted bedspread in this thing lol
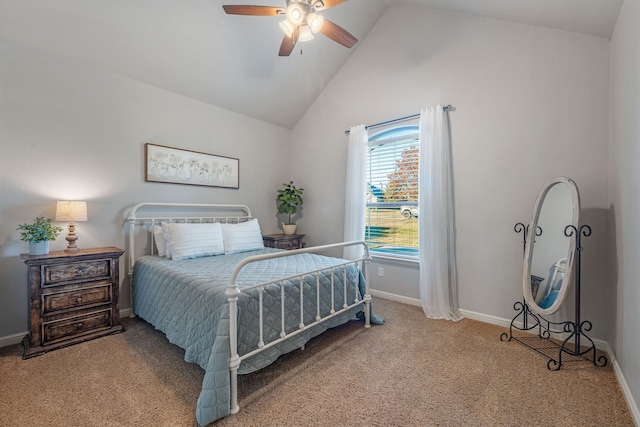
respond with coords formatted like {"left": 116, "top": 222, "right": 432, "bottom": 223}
{"left": 131, "top": 248, "right": 367, "bottom": 426}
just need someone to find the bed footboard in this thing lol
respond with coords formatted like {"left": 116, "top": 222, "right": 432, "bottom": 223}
{"left": 226, "top": 241, "right": 371, "bottom": 415}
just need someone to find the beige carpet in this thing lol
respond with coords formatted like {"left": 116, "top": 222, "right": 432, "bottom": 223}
{"left": 0, "top": 298, "right": 634, "bottom": 426}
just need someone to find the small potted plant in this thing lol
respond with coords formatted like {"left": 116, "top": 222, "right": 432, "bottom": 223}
{"left": 17, "top": 217, "right": 63, "bottom": 255}
{"left": 277, "top": 181, "right": 303, "bottom": 235}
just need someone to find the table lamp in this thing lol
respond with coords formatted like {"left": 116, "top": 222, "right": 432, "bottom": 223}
{"left": 55, "top": 201, "right": 88, "bottom": 252}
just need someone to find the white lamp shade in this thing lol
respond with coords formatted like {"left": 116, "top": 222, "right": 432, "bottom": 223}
{"left": 55, "top": 201, "right": 88, "bottom": 222}
{"left": 286, "top": 3, "right": 305, "bottom": 26}
{"left": 299, "top": 25, "right": 314, "bottom": 42}
{"left": 279, "top": 19, "right": 295, "bottom": 38}
{"left": 307, "top": 13, "right": 324, "bottom": 33}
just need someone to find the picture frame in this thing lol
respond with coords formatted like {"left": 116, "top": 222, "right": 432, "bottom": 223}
{"left": 145, "top": 143, "right": 239, "bottom": 189}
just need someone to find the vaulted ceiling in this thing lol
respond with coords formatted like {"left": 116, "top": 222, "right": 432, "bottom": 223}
{"left": 0, "top": 0, "right": 623, "bottom": 129}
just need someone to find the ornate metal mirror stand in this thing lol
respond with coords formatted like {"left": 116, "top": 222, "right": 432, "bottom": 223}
{"left": 500, "top": 223, "right": 608, "bottom": 370}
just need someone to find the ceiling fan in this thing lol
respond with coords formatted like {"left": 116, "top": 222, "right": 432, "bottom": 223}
{"left": 223, "top": 0, "right": 357, "bottom": 56}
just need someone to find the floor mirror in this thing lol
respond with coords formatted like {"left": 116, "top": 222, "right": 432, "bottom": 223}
{"left": 501, "top": 177, "right": 607, "bottom": 370}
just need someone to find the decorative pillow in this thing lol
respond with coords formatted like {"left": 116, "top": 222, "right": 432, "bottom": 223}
{"left": 221, "top": 218, "right": 265, "bottom": 254}
{"left": 166, "top": 222, "right": 225, "bottom": 260}
{"left": 153, "top": 225, "right": 166, "bottom": 257}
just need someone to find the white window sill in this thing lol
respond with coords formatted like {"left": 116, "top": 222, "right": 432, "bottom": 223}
{"left": 371, "top": 253, "right": 419, "bottom": 265}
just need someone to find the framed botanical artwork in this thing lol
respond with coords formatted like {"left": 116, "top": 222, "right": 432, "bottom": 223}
{"left": 145, "top": 143, "right": 239, "bottom": 189}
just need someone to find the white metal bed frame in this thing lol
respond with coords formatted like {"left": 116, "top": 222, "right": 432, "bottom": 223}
{"left": 126, "top": 202, "right": 371, "bottom": 416}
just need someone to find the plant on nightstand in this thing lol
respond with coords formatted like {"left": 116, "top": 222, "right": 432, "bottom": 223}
{"left": 17, "top": 217, "right": 63, "bottom": 255}
{"left": 277, "top": 181, "right": 303, "bottom": 235}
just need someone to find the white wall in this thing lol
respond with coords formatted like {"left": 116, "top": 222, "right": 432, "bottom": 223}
{"left": 610, "top": 0, "right": 640, "bottom": 416}
{"left": 292, "top": 5, "right": 612, "bottom": 339}
{"left": 0, "top": 38, "right": 292, "bottom": 339}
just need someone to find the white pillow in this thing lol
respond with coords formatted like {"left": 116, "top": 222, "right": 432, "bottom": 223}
{"left": 221, "top": 218, "right": 265, "bottom": 254}
{"left": 161, "top": 222, "right": 173, "bottom": 259}
{"left": 166, "top": 222, "right": 225, "bottom": 260}
{"left": 153, "top": 225, "right": 166, "bottom": 257}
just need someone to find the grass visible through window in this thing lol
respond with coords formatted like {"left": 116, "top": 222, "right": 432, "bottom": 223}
{"left": 365, "top": 208, "right": 418, "bottom": 257}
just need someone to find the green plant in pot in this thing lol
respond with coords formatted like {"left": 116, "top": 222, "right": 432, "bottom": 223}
{"left": 17, "top": 217, "right": 63, "bottom": 255}
{"left": 277, "top": 181, "right": 303, "bottom": 235}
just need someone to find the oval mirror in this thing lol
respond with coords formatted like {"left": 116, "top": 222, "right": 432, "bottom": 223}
{"left": 523, "top": 177, "right": 580, "bottom": 316}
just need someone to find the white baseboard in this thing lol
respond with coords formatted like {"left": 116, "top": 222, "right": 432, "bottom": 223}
{"left": 0, "top": 331, "right": 26, "bottom": 348}
{"left": 605, "top": 343, "right": 640, "bottom": 426}
{"left": 372, "top": 293, "right": 639, "bottom": 426}
{"left": 370, "top": 289, "right": 421, "bottom": 307}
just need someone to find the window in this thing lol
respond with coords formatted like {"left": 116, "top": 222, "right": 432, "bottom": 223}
{"left": 366, "top": 125, "right": 419, "bottom": 258}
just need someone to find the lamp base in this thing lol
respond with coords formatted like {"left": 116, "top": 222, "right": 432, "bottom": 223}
{"left": 65, "top": 222, "right": 80, "bottom": 252}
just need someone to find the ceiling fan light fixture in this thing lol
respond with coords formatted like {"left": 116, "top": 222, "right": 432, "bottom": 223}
{"left": 307, "top": 13, "right": 324, "bottom": 33}
{"left": 286, "top": 3, "right": 305, "bottom": 26}
{"left": 222, "top": 1, "right": 357, "bottom": 55}
{"left": 299, "top": 24, "right": 315, "bottom": 41}
{"left": 279, "top": 19, "right": 295, "bottom": 37}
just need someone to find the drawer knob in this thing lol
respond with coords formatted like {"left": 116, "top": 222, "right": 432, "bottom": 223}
{"left": 73, "top": 322, "right": 83, "bottom": 329}
{"left": 75, "top": 296, "right": 83, "bottom": 304}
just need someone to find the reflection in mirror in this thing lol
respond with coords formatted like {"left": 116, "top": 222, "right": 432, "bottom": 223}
{"left": 523, "top": 177, "right": 579, "bottom": 316}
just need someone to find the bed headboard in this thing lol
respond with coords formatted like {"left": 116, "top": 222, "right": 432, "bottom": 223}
{"left": 126, "top": 202, "right": 254, "bottom": 277}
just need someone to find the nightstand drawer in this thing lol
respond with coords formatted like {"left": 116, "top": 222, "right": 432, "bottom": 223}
{"left": 275, "top": 240, "right": 301, "bottom": 250}
{"left": 43, "top": 309, "right": 112, "bottom": 344}
{"left": 262, "top": 234, "right": 305, "bottom": 250}
{"left": 42, "top": 259, "right": 112, "bottom": 287}
{"left": 42, "top": 282, "right": 112, "bottom": 315}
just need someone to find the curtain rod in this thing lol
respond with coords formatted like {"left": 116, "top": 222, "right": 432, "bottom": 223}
{"left": 344, "top": 105, "right": 456, "bottom": 135}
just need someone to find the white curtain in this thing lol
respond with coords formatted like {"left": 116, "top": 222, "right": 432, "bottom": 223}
{"left": 418, "top": 106, "right": 462, "bottom": 321}
{"left": 343, "top": 124, "right": 368, "bottom": 260}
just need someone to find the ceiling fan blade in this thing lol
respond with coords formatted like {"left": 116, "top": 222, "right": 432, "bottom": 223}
{"left": 222, "top": 5, "right": 284, "bottom": 16}
{"left": 312, "top": 0, "right": 349, "bottom": 11}
{"left": 320, "top": 18, "right": 357, "bottom": 48}
{"left": 279, "top": 26, "right": 300, "bottom": 56}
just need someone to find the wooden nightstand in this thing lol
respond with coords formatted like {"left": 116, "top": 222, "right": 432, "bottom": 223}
{"left": 21, "top": 247, "right": 125, "bottom": 359}
{"left": 262, "top": 234, "right": 305, "bottom": 250}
